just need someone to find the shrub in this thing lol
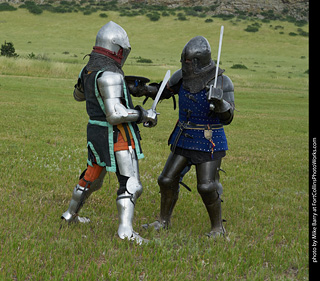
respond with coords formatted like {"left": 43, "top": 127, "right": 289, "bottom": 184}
{"left": 27, "top": 52, "right": 50, "bottom": 61}
{"left": 245, "top": 26, "right": 259, "bottom": 32}
{"left": 51, "top": 6, "right": 72, "bottom": 13}
{"left": 146, "top": 12, "right": 160, "bottom": 21}
{"left": 260, "top": 9, "right": 281, "bottom": 20}
{"left": 213, "top": 14, "right": 235, "bottom": 21}
{"left": 294, "top": 20, "right": 307, "bottom": 27}
{"left": 193, "top": 6, "right": 203, "bottom": 12}
{"left": 136, "top": 57, "right": 153, "bottom": 63}
{"left": 297, "top": 28, "right": 308, "bottom": 37}
{"left": 99, "top": 13, "right": 108, "bottom": 18}
{"left": 244, "top": 23, "right": 261, "bottom": 33}
{"left": 83, "top": 10, "right": 92, "bottom": 15}
{"left": 209, "top": 5, "right": 219, "bottom": 12}
{"left": 24, "top": 1, "right": 43, "bottom": 15}
{"left": 28, "top": 52, "right": 36, "bottom": 59}
{"left": 185, "top": 10, "right": 198, "bottom": 17}
{"left": 231, "top": 64, "right": 248, "bottom": 69}
{"left": 177, "top": 13, "right": 187, "bottom": 21}
{"left": 274, "top": 25, "right": 284, "bottom": 30}
{"left": 1, "top": 41, "right": 18, "bottom": 57}
{"left": 0, "top": 2, "right": 17, "bottom": 11}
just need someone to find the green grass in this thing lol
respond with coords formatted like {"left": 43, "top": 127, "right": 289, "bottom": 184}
{"left": 0, "top": 8, "right": 309, "bottom": 280}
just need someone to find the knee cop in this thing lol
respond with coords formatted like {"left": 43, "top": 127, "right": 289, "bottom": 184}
{"left": 197, "top": 180, "right": 222, "bottom": 206}
{"left": 116, "top": 174, "right": 143, "bottom": 205}
{"left": 158, "top": 174, "right": 180, "bottom": 191}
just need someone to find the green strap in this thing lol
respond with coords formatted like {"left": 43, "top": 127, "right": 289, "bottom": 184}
{"left": 94, "top": 70, "right": 106, "bottom": 115}
{"left": 87, "top": 141, "right": 106, "bottom": 167}
{"left": 122, "top": 82, "right": 144, "bottom": 160}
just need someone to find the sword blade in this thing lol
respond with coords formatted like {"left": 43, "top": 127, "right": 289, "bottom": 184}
{"left": 151, "top": 70, "right": 171, "bottom": 111}
{"left": 214, "top": 25, "right": 224, "bottom": 88}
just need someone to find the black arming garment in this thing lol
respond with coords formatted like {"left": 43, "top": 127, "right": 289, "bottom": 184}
{"left": 78, "top": 53, "right": 144, "bottom": 172}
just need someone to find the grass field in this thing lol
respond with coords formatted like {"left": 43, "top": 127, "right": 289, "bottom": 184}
{"left": 0, "top": 7, "right": 309, "bottom": 281}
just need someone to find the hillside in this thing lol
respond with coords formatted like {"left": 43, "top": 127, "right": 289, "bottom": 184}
{"left": 1, "top": 0, "right": 309, "bottom": 21}
{"left": 119, "top": 0, "right": 309, "bottom": 21}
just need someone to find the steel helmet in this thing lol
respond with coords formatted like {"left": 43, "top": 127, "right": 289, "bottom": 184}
{"left": 94, "top": 21, "right": 131, "bottom": 66}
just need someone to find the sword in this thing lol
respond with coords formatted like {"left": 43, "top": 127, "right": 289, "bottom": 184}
{"left": 144, "top": 69, "right": 171, "bottom": 127}
{"left": 208, "top": 25, "right": 224, "bottom": 111}
{"left": 151, "top": 69, "right": 171, "bottom": 111}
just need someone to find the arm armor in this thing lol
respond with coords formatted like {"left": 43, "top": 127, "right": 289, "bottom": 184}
{"left": 125, "top": 76, "right": 159, "bottom": 99}
{"left": 126, "top": 71, "right": 182, "bottom": 103}
{"left": 128, "top": 83, "right": 159, "bottom": 98}
{"left": 97, "top": 72, "right": 141, "bottom": 125}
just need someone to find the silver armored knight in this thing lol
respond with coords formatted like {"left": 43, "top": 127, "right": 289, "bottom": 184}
{"left": 142, "top": 35, "right": 235, "bottom": 238}
{"left": 61, "top": 21, "right": 158, "bottom": 244}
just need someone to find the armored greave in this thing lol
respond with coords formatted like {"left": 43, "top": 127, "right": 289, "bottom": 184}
{"left": 157, "top": 153, "right": 189, "bottom": 228}
{"left": 61, "top": 168, "right": 106, "bottom": 223}
{"left": 61, "top": 184, "right": 90, "bottom": 223}
{"left": 159, "top": 184, "right": 179, "bottom": 228}
{"left": 196, "top": 159, "right": 225, "bottom": 237}
{"left": 115, "top": 150, "right": 147, "bottom": 244}
{"left": 204, "top": 196, "right": 225, "bottom": 237}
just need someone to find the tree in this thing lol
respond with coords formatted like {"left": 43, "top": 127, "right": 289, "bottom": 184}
{"left": 0, "top": 41, "right": 18, "bottom": 57}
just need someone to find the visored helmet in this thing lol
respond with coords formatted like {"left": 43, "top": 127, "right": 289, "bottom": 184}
{"left": 93, "top": 21, "right": 131, "bottom": 66}
{"left": 181, "top": 36, "right": 214, "bottom": 77}
{"left": 180, "top": 36, "right": 218, "bottom": 93}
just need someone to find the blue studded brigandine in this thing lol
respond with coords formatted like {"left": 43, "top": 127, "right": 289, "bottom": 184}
{"left": 168, "top": 86, "right": 229, "bottom": 154}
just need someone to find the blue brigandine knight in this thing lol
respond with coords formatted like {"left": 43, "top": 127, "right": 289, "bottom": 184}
{"left": 143, "top": 36, "right": 235, "bottom": 238}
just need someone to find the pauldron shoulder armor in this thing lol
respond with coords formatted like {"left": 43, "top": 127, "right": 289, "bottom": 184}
{"left": 168, "top": 69, "right": 183, "bottom": 88}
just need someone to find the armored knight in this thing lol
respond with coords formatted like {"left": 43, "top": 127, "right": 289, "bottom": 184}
{"left": 142, "top": 36, "right": 235, "bottom": 238}
{"left": 61, "top": 21, "right": 158, "bottom": 244}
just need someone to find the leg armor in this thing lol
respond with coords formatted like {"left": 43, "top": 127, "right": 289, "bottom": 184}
{"left": 196, "top": 159, "right": 226, "bottom": 238}
{"left": 115, "top": 150, "right": 147, "bottom": 244}
{"left": 143, "top": 152, "right": 188, "bottom": 230}
{"left": 61, "top": 167, "right": 106, "bottom": 223}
